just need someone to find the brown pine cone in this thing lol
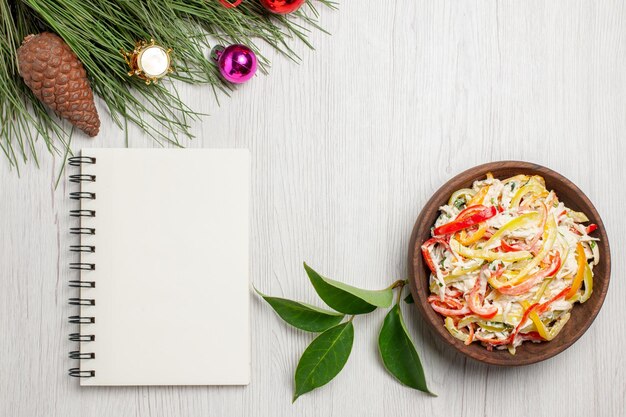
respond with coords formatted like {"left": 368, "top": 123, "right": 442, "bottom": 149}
{"left": 17, "top": 32, "right": 100, "bottom": 137}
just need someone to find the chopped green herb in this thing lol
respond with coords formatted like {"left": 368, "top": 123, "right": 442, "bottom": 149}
{"left": 437, "top": 282, "right": 443, "bottom": 287}
{"left": 590, "top": 241, "right": 596, "bottom": 249}
{"left": 510, "top": 182, "right": 516, "bottom": 191}
{"left": 454, "top": 198, "right": 465, "bottom": 210}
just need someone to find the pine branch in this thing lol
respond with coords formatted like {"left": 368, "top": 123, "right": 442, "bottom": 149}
{"left": 0, "top": 0, "right": 333, "bottom": 171}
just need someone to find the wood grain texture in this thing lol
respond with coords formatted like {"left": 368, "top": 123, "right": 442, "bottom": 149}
{"left": 1, "top": 1, "right": 625, "bottom": 416}
{"left": 409, "top": 161, "right": 611, "bottom": 366}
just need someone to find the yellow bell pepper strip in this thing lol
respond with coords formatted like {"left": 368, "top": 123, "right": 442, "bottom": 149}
{"left": 433, "top": 205, "right": 497, "bottom": 236}
{"left": 497, "top": 252, "right": 561, "bottom": 296}
{"left": 566, "top": 243, "right": 587, "bottom": 300}
{"left": 467, "top": 185, "right": 490, "bottom": 206}
{"left": 501, "top": 202, "right": 548, "bottom": 253}
{"left": 444, "top": 317, "right": 470, "bottom": 343}
{"left": 458, "top": 223, "right": 488, "bottom": 245}
{"left": 429, "top": 263, "right": 483, "bottom": 291}
{"left": 579, "top": 262, "right": 593, "bottom": 303}
{"left": 521, "top": 298, "right": 572, "bottom": 341}
{"left": 482, "top": 211, "right": 541, "bottom": 249}
{"left": 545, "top": 313, "right": 571, "bottom": 339}
{"left": 532, "top": 276, "right": 556, "bottom": 303}
{"left": 450, "top": 237, "right": 532, "bottom": 262}
{"left": 428, "top": 263, "right": 485, "bottom": 291}
{"left": 509, "top": 183, "right": 549, "bottom": 209}
{"left": 502, "top": 174, "right": 530, "bottom": 185}
{"left": 504, "top": 215, "right": 558, "bottom": 287}
{"left": 448, "top": 188, "right": 476, "bottom": 207}
{"left": 444, "top": 263, "right": 483, "bottom": 283}
{"left": 568, "top": 210, "right": 589, "bottom": 223}
{"left": 520, "top": 300, "right": 549, "bottom": 339}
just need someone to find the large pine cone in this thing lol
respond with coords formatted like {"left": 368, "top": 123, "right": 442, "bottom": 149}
{"left": 17, "top": 32, "right": 100, "bottom": 137}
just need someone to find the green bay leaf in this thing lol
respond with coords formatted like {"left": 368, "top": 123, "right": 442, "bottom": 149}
{"left": 304, "top": 263, "right": 392, "bottom": 314}
{"left": 378, "top": 304, "right": 435, "bottom": 396}
{"left": 293, "top": 321, "right": 354, "bottom": 402}
{"left": 255, "top": 288, "right": 345, "bottom": 332}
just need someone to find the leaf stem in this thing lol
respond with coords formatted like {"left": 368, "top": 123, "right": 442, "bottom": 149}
{"left": 387, "top": 279, "right": 409, "bottom": 304}
{"left": 395, "top": 285, "right": 404, "bottom": 304}
{"left": 387, "top": 279, "right": 408, "bottom": 290}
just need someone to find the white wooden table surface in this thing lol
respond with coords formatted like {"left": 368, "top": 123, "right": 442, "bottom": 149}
{"left": 1, "top": 1, "right": 625, "bottom": 416}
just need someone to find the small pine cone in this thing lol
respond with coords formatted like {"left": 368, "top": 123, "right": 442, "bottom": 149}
{"left": 17, "top": 32, "right": 100, "bottom": 137}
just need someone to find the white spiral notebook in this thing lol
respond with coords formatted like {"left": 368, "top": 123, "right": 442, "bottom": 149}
{"left": 68, "top": 149, "right": 250, "bottom": 386}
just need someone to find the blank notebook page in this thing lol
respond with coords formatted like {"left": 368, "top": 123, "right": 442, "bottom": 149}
{"left": 77, "top": 149, "right": 250, "bottom": 386}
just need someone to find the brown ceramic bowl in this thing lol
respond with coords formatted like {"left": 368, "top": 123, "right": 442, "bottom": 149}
{"left": 408, "top": 161, "right": 611, "bottom": 366}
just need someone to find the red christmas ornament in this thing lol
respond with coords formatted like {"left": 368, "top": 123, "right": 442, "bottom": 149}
{"left": 259, "top": 0, "right": 306, "bottom": 15}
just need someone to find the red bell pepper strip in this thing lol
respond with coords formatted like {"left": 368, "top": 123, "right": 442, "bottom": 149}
{"left": 497, "top": 252, "right": 561, "bottom": 296}
{"left": 433, "top": 205, "right": 497, "bottom": 236}
{"left": 427, "top": 294, "right": 464, "bottom": 309}
{"left": 511, "top": 303, "right": 539, "bottom": 339}
{"left": 466, "top": 271, "right": 498, "bottom": 319}
{"left": 430, "top": 301, "right": 471, "bottom": 317}
{"left": 446, "top": 288, "right": 463, "bottom": 298}
{"left": 537, "top": 286, "right": 571, "bottom": 314}
{"left": 500, "top": 240, "right": 524, "bottom": 252}
{"left": 421, "top": 237, "right": 454, "bottom": 275}
{"left": 586, "top": 224, "right": 598, "bottom": 234}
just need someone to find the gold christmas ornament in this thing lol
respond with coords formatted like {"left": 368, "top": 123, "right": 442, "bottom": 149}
{"left": 121, "top": 39, "right": 173, "bottom": 84}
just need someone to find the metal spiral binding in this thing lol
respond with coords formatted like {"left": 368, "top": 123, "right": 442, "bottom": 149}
{"left": 69, "top": 333, "right": 95, "bottom": 342}
{"left": 68, "top": 369, "right": 95, "bottom": 377}
{"left": 70, "top": 210, "right": 96, "bottom": 217}
{"left": 70, "top": 192, "right": 96, "bottom": 200}
{"left": 69, "top": 298, "right": 95, "bottom": 306}
{"left": 69, "top": 280, "right": 96, "bottom": 288}
{"left": 69, "top": 351, "right": 95, "bottom": 359}
{"left": 70, "top": 227, "right": 95, "bottom": 235}
{"left": 69, "top": 174, "right": 96, "bottom": 183}
{"left": 69, "top": 263, "right": 95, "bottom": 271}
{"left": 68, "top": 156, "right": 96, "bottom": 166}
{"left": 69, "top": 156, "right": 96, "bottom": 378}
{"left": 69, "top": 316, "right": 95, "bottom": 324}
{"left": 70, "top": 245, "right": 95, "bottom": 253}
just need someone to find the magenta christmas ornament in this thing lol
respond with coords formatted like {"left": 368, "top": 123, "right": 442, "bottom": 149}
{"left": 210, "top": 44, "right": 258, "bottom": 84}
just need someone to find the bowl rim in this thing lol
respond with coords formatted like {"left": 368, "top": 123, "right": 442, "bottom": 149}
{"left": 408, "top": 160, "right": 611, "bottom": 366}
